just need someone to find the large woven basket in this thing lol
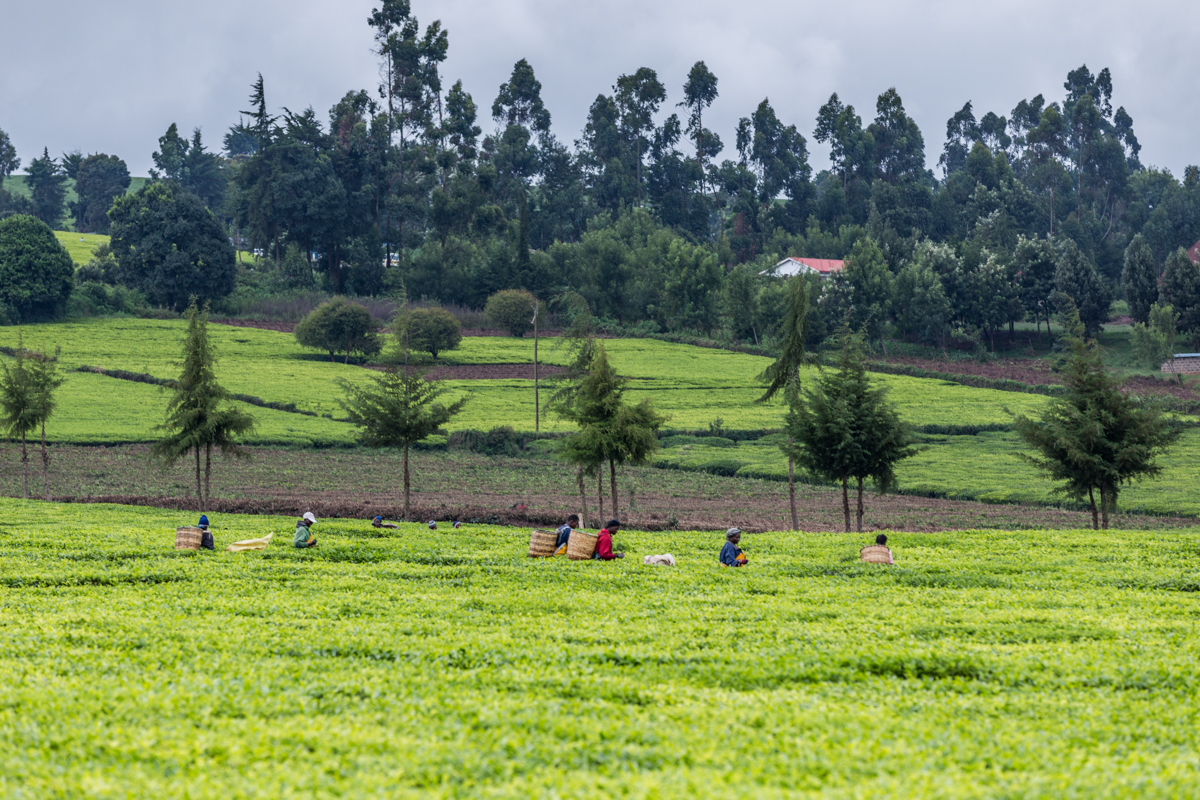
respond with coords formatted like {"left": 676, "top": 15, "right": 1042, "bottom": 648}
{"left": 528, "top": 528, "right": 558, "bottom": 558}
{"left": 566, "top": 529, "right": 598, "bottom": 561}
{"left": 175, "top": 526, "right": 204, "bottom": 551}
{"left": 860, "top": 545, "right": 892, "bottom": 564}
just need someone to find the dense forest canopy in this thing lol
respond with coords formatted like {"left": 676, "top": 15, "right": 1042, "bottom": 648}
{"left": 2, "top": 0, "right": 1199, "bottom": 347}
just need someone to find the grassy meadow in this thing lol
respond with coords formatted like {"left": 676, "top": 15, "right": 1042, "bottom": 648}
{"left": 54, "top": 230, "right": 110, "bottom": 264}
{"left": 1, "top": 497, "right": 1198, "bottom": 797}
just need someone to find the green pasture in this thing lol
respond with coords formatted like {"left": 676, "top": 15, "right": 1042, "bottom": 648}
{"left": 654, "top": 428, "right": 1200, "bottom": 519}
{"left": 54, "top": 230, "right": 109, "bottom": 264}
{"left": 1, "top": 498, "right": 1199, "bottom": 797}
{"left": 0, "top": 320, "right": 1054, "bottom": 436}
{"left": 35, "top": 371, "right": 352, "bottom": 447}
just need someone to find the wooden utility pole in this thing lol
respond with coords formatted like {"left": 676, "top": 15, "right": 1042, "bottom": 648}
{"left": 531, "top": 300, "right": 540, "bottom": 432}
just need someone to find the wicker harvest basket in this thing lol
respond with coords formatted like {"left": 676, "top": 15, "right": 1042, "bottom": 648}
{"left": 860, "top": 545, "right": 892, "bottom": 564}
{"left": 175, "top": 526, "right": 204, "bottom": 551}
{"left": 528, "top": 528, "right": 558, "bottom": 558}
{"left": 566, "top": 529, "right": 598, "bottom": 561}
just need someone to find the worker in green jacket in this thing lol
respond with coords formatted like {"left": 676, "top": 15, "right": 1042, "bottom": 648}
{"left": 294, "top": 512, "right": 318, "bottom": 548}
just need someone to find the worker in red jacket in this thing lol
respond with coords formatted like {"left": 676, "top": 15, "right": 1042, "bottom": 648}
{"left": 595, "top": 519, "right": 625, "bottom": 560}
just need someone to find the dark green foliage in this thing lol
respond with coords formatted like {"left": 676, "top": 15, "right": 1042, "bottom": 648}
{"left": 340, "top": 365, "right": 468, "bottom": 519}
{"left": 151, "top": 300, "right": 255, "bottom": 511}
{"left": 1054, "top": 239, "right": 1111, "bottom": 337}
{"left": 1012, "top": 327, "right": 1180, "bottom": 529}
{"left": 1121, "top": 234, "right": 1158, "bottom": 324}
{"left": 484, "top": 289, "right": 538, "bottom": 337}
{"left": 72, "top": 154, "right": 131, "bottom": 234}
{"left": 893, "top": 259, "right": 951, "bottom": 346}
{"left": 1014, "top": 236, "right": 1058, "bottom": 331}
{"left": 108, "top": 182, "right": 237, "bottom": 310}
{"left": 785, "top": 332, "right": 917, "bottom": 532}
{"left": 0, "top": 214, "right": 75, "bottom": 322}
{"left": 24, "top": 148, "right": 68, "bottom": 229}
{"left": 1158, "top": 247, "right": 1200, "bottom": 340}
{"left": 398, "top": 307, "right": 462, "bottom": 359}
{"left": 294, "top": 297, "right": 382, "bottom": 363}
{"left": 0, "top": 127, "right": 18, "bottom": 178}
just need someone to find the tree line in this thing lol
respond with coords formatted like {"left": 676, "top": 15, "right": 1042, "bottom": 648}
{"left": 2, "top": 1, "right": 1200, "bottom": 352}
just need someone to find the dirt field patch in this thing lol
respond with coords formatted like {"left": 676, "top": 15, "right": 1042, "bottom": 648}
{"left": 879, "top": 355, "right": 1198, "bottom": 402}
{"left": 5, "top": 445, "right": 1195, "bottom": 533}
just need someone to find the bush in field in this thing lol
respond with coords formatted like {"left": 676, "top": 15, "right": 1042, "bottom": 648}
{"left": 485, "top": 289, "right": 538, "bottom": 337}
{"left": 295, "top": 297, "right": 382, "bottom": 364}
{"left": 398, "top": 307, "right": 462, "bottom": 359}
{"left": 0, "top": 214, "right": 75, "bottom": 322}
{"left": 108, "top": 181, "right": 236, "bottom": 311}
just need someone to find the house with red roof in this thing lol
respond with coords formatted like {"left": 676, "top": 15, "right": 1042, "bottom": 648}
{"left": 1187, "top": 239, "right": 1200, "bottom": 265}
{"left": 764, "top": 256, "right": 844, "bottom": 279}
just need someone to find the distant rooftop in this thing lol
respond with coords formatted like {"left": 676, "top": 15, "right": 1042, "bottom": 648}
{"left": 1188, "top": 239, "right": 1200, "bottom": 264}
{"left": 764, "top": 257, "right": 844, "bottom": 278}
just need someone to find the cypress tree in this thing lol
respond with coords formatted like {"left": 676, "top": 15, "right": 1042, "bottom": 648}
{"left": 1013, "top": 322, "right": 1180, "bottom": 529}
{"left": 1121, "top": 234, "right": 1158, "bottom": 325}
{"left": 1159, "top": 247, "right": 1200, "bottom": 344}
{"left": 1054, "top": 239, "right": 1112, "bottom": 338}
{"left": 785, "top": 332, "right": 916, "bottom": 532}
{"left": 153, "top": 299, "right": 255, "bottom": 511}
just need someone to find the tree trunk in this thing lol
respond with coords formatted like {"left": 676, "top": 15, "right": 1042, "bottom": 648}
{"left": 1100, "top": 484, "right": 1110, "bottom": 530}
{"left": 856, "top": 475, "right": 865, "bottom": 533}
{"left": 1088, "top": 486, "right": 1098, "bottom": 531}
{"left": 204, "top": 443, "right": 212, "bottom": 513}
{"left": 403, "top": 442, "right": 411, "bottom": 521}
{"left": 787, "top": 443, "right": 798, "bottom": 532}
{"left": 610, "top": 459, "right": 619, "bottom": 521}
{"left": 597, "top": 468, "right": 604, "bottom": 526}
{"left": 20, "top": 430, "right": 28, "bottom": 500}
{"left": 841, "top": 475, "right": 851, "bottom": 533}
{"left": 40, "top": 419, "right": 50, "bottom": 501}
{"left": 577, "top": 468, "right": 589, "bottom": 529}
{"left": 194, "top": 447, "right": 202, "bottom": 513}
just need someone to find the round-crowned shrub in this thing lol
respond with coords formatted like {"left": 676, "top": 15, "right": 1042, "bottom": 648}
{"left": 0, "top": 214, "right": 74, "bottom": 322}
{"left": 484, "top": 289, "right": 539, "bottom": 337}
{"left": 295, "top": 297, "right": 382, "bottom": 363}
{"left": 398, "top": 307, "right": 462, "bottom": 359}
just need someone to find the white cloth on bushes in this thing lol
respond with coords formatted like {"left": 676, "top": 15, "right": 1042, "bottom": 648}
{"left": 643, "top": 553, "right": 676, "bottom": 567}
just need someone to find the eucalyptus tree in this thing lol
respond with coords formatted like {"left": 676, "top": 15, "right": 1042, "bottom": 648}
{"left": 679, "top": 61, "right": 721, "bottom": 190}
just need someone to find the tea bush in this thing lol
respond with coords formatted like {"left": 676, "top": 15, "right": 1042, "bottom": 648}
{"left": 2, "top": 498, "right": 1200, "bottom": 797}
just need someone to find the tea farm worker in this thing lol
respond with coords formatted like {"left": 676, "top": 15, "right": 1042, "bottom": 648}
{"left": 554, "top": 514, "right": 581, "bottom": 556}
{"left": 294, "top": 512, "right": 318, "bottom": 549}
{"left": 197, "top": 515, "right": 214, "bottom": 552}
{"left": 372, "top": 515, "right": 400, "bottom": 530}
{"left": 720, "top": 528, "right": 748, "bottom": 567}
{"left": 595, "top": 519, "right": 625, "bottom": 560}
{"left": 875, "top": 533, "right": 895, "bottom": 565}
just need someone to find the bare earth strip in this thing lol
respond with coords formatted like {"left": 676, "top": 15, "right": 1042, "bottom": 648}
{"left": 2, "top": 445, "right": 1194, "bottom": 533}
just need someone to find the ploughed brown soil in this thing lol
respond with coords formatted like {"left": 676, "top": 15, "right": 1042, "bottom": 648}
{"left": 3, "top": 445, "right": 1195, "bottom": 533}
{"left": 212, "top": 318, "right": 298, "bottom": 333}
{"left": 422, "top": 364, "right": 567, "bottom": 380}
{"left": 878, "top": 355, "right": 1200, "bottom": 402}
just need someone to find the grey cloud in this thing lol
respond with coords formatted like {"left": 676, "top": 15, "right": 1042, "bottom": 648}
{"left": 2, "top": 0, "right": 1195, "bottom": 176}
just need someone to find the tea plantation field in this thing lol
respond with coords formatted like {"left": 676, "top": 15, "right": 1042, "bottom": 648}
{"left": 1, "top": 497, "right": 1198, "bottom": 797}
{"left": 0, "top": 319, "right": 1051, "bottom": 436}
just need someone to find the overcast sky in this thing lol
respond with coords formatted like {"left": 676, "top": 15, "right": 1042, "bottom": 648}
{"left": 3, "top": 0, "right": 1196, "bottom": 178}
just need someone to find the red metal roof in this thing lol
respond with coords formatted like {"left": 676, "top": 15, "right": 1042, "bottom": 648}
{"left": 784, "top": 256, "right": 844, "bottom": 274}
{"left": 1188, "top": 239, "right": 1200, "bottom": 265}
